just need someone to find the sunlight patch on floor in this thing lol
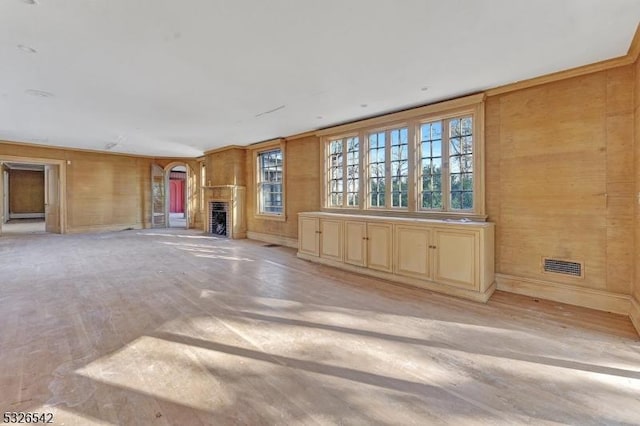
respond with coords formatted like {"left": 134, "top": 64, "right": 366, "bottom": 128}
{"left": 75, "top": 336, "right": 234, "bottom": 412}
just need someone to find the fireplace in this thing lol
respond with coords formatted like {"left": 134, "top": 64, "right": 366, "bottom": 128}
{"left": 203, "top": 185, "right": 246, "bottom": 239}
{"left": 209, "top": 201, "right": 228, "bottom": 237}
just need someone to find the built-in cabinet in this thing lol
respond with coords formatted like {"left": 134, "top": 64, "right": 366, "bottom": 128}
{"left": 298, "top": 212, "right": 495, "bottom": 302}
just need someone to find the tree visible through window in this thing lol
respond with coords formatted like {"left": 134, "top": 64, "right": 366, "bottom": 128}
{"left": 390, "top": 127, "right": 408, "bottom": 208}
{"left": 368, "top": 132, "right": 385, "bottom": 207}
{"left": 258, "top": 149, "right": 283, "bottom": 214}
{"left": 448, "top": 117, "right": 474, "bottom": 210}
{"left": 328, "top": 136, "right": 359, "bottom": 208}
{"left": 419, "top": 116, "right": 473, "bottom": 211}
{"left": 420, "top": 121, "right": 443, "bottom": 209}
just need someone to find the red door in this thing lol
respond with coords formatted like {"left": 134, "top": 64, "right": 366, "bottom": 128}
{"left": 169, "top": 179, "right": 184, "bottom": 213}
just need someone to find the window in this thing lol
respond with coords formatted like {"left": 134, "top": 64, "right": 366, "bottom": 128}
{"left": 448, "top": 116, "right": 474, "bottom": 210}
{"left": 367, "top": 127, "right": 409, "bottom": 209}
{"left": 327, "top": 136, "right": 359, "bottom": 208}
{"left": 419, "top": 116, "right": 474, "bottom": 211}
{"left": 320, "top": 93, "right": 485, "bottom": 218}
{"left": 257, "top": 148, "right": 283, "bottom": 215}
{"left": 368, "top": 132, "right": 385, "bottom": 207}
{"left": 199, "top": 160, "right": 206, "bottom": 211}
{"left": 419, "top": 121, "right": 442, "bottom": 209}
{"left": 389, "top": 127, "right": 409, "bottom": 208}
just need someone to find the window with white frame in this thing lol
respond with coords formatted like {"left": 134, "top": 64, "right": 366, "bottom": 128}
{"left": 367, "top": 126, "right": 409, "bottom": 209}
{"left": 419, "top": 116, "right": 474, "bottom": 211}
{"left": 328, "top": 136, "right": 359, "bottom": 208}
{"left": 257, "top": 148, "right": 283, "bottom": 215}
{"left": 321, "top": 94, "right": 484, "bottom": 217}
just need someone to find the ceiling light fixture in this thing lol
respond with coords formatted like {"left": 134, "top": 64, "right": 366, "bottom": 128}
{"left": 17, "top": 44, "right": 37, "bottom": 53}
{"left": 25, "top": 89, "right": 54, "bottom": 98}
{"left": 360, "top": 104, "right": 368, "bottom": 108}
{"left": 420, "top": 86, "right": 429, "bottom": 91}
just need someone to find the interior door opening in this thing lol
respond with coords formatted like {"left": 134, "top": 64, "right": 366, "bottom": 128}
{"left": 0, "top": 158, "right": 64, "bottom": 236}
{"left": 151, "top": 162, "right": 190, "bottom": 230}
{"left": 168, "top": 165, "right": 187, "bottom": 228}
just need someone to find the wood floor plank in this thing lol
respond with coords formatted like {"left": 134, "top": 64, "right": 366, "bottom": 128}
{"left": 0, "top": 229, "right": 639, "bottom": 425}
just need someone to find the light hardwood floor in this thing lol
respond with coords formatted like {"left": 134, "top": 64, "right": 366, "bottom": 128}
{"left": 0, "top": 229, "right": 639, "bottom": 425}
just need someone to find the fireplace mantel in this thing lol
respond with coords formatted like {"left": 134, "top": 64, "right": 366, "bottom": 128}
{"left": 203, "top": 185, "right": 246, "bottom": 239}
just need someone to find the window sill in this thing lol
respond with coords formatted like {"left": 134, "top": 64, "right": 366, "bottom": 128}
{"left": 320, "top": 208, "right": 487, "bottom": 222}
{"left": 255, "top": 213, "right": 287, "bottom": 222}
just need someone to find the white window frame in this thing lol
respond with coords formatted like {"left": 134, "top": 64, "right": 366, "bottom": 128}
{"left": 366, "top": 124, "right": 411, "bottom": 210}
{"left": 319, "top": 93, "right": 486, "bottom": 220}
{"left": 326, "top": 134, "right": 361, "bottom": 209}
{"left": 417, "top": 114, "right": 475, "bottom": 213}
{"left": 254, "top": 140, "right": 286, "bottom": 220}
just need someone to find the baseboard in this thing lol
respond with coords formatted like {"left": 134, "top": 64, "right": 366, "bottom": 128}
{"left": 247, "top": 231, "right": 298, "bottom": 248}
{"left": 9, "top": 212, "right": 44, "bottom": 219}
{"left": 496, "top": 273, "right": 630, "bottom": 315}
{"left": 630, "top": 296, "right": 640, "bottom": 336}
{"left": 66, "top": 223, "right": 146, "bottom": 234}
{"left": 297, "top": 252, "right": 496, "bottom": 303}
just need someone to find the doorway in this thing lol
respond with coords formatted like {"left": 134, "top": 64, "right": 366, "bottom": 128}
{"left": 1, "top": 162, "right": 45, "bottom": 234}
{"left": 0, "top": 156, "right": 66, "bottom": 236}
{"left": 168, "top": 165, "right": 187, "bottom": 228}
{"left": 150, "top": 162, "right": 191, "bottom": 229}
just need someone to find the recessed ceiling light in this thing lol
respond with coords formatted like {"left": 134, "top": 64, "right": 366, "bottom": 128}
{"left": 360, "top": 104, "right": 368, "bottom": 108}
{"left": 25, "top": 89, "right": 54, "bottom": 98}
{"left": 17, "top": 44, "right": 37, "bottom": 53}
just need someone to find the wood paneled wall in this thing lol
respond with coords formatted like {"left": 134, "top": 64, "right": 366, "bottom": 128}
{"left": 634, "top": 57, "right": 640, "bottom": 310}
{"left": 485, "top": 66, "right": 635, "bottom": 313}
{"left": 8, "top": 169, "right": 44, "bottom": 214}
{"left": 65, "top": 151, "right": 151, "bottom": 232}
{"left": 0, "top": 142, "right": 193, "bottom": 233}
{"left": 205, "top": 148, "right": 246, "bottom": 186}
{"left": 244, "top": 136, "right": 320, "bottom": 242}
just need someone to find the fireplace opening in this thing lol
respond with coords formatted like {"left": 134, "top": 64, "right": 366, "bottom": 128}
{"left": 210, "top": 201, "right": 228, "bottom": 237}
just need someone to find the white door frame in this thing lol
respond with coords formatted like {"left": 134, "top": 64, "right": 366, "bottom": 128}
{"left": 0, "top": 155, "right": 67, "bottom": 234}
{"left": 164, "top": 162, "right": 190, "bottom": 229}
{"left": 2, "top": 169, "right": 8, "bottom": 224}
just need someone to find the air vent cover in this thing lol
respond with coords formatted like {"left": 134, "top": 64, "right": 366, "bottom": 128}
{"left": 543, "top": 258, "right": 583, "bottom": 277}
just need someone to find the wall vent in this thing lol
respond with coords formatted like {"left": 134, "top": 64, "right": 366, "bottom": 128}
{"left": 542, "top": 258, "right": 583, "bottom": 278}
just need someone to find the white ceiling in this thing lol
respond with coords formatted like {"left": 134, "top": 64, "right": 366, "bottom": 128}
{"left": 0, "top": 1, "right": 639, "bottom": 157}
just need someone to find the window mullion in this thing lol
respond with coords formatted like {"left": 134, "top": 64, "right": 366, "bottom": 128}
{"left": 342, "top": 138, "right": 347, "bottom": 207}
{"left": 359, "top": 131, "right": 365, "bottom": 211}
{"left": 442, "top": 119, "right": 450, "bottom": 212}
{"left": 385, "top": 129, "right": 391, "bottom": 209}
{"left": 407, "top": 122, "right": 416, "bottom": 212}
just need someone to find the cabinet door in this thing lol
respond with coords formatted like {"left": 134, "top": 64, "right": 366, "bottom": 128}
{"left": 320, "top": 219, "right": 343, "bottom": 261}
{"left": 299, "top": 216, "right": 319, "bottom": 256}
{"left": 395, "top": 225, "right": 431, "bottom": 279}
{"left": 344, "top": 221, "right": 367, "bottom": 266}
{"left": 367, "top": 222, "right": 393, "bottom": 272}
{"left": 433, "top": 229, "right": 479, "bottom": 290}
